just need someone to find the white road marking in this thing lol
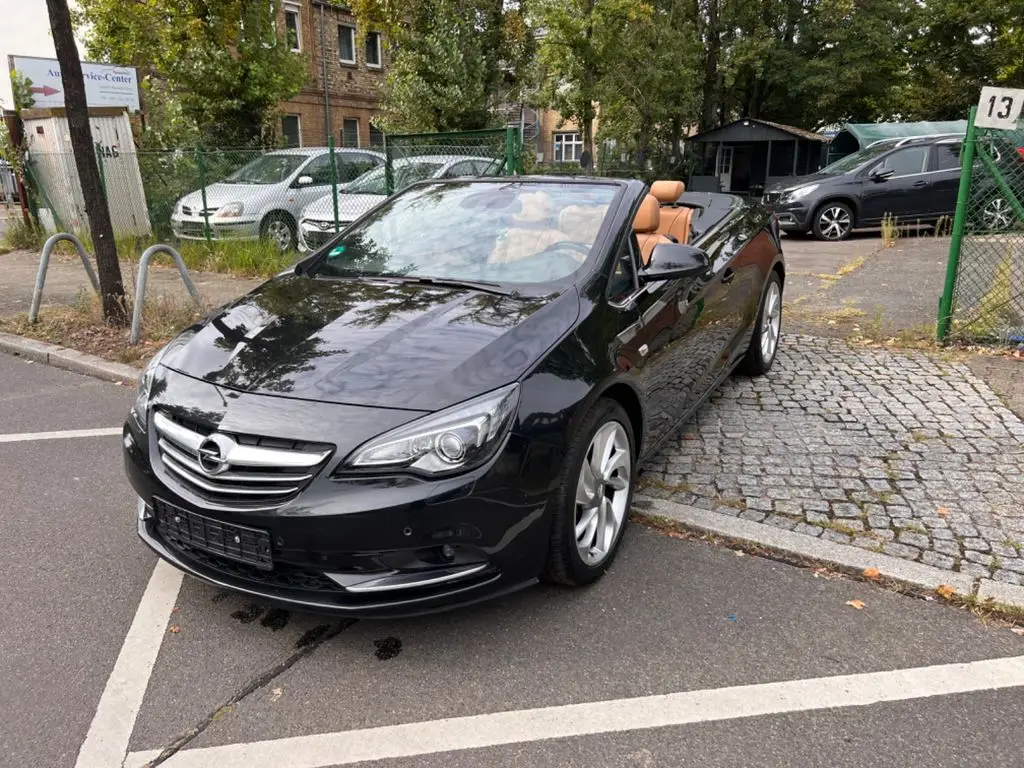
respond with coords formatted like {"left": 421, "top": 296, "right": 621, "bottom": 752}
{"left": 75, "top": 561, "right": 183, "bottom": 768}
{"left": 125, "top": 654, "right": 1024, "bottom": 768}
{"left": 0, "top": 427, "right": 123, "bottom": 443}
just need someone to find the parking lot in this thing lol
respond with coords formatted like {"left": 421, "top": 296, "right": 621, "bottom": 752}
{"left": 4, "top": 352, "right": 1024, "bottom": 768}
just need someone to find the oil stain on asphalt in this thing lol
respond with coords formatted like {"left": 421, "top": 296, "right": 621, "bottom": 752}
{"left": 374, "top": 637, "right": 402, "bottom": 660}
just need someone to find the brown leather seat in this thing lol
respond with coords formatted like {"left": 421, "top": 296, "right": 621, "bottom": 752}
{"left": 633, "top": 194, "right": 671, "bottom": 266}
{"left": 650, "top": 180, "right": 693, "bottom": 245}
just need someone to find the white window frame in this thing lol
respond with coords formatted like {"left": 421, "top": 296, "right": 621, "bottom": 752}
{"left": 365, "top": 31, "right": 383, "bottom": 69}
{"left": 338, "top": 24, "right": 356, "bottom": 65}
{"left": 342, "top": 117, "right": 360, "bottom": 148}
{"left": 553, "top": 132, "right": 583, "bottom": 164}
{"left": 282, "top": 114, "right": 302, "bottom": 147}
{"left": 283, "top": 2, "right": 301, "bottom": 53}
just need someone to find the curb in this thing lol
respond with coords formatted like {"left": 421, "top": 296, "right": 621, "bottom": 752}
{"left": 637, "top": 496, "right": 1024, "bottom": 610}
{"left": 0, "top": 331, "right": 141, "bottom": 386}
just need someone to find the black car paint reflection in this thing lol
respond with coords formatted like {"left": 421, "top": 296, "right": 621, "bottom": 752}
{"left": 124, "top": 177, "right": 784, "bottom": 617}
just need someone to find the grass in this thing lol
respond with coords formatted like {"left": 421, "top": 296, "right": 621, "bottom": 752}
{"left": 1, "top": 216, "right": 46, "bottom": 253}
{"left": 1002, "top": 539, "right": 1023, "bottom": 555}
{"left": 835, "top": 255, "right": 867, "bottom": 277}
{"left": 0, "top": 288, "right": 203, "bottom": 366}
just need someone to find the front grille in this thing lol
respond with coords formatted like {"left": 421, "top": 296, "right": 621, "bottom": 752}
{"left": 762, "top": 192, "right": 782, "bottom": 205}
{"left": 154, "top": 498, "right": 273, "bottom": 569}
{"left": 152, "top": 410, "right": 333, "bottom": 510}
{"left": 181, "top": 205, "right": 218, "bottom": 217}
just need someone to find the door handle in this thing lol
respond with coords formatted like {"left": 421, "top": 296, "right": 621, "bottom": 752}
{"left": 912, "top": 180, "right": 928, "bottom": 187}
{"left": 721, "top": 268, "right": 736, "bottom": 285}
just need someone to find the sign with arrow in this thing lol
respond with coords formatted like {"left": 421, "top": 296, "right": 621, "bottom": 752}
{"left": 8, "top": 55, "right": 140, "bottom": 111}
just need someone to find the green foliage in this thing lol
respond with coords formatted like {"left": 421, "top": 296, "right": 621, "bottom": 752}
{"left": 351, "top": 0, "right": 532, "bottom": 133}
{"left": 75, "top": 0, "right": 308, "bottom": 147}
{"left": 9, "top": 70, "right": 36, "bottom": 111}
{"left": 1, "top": 217, "right": 45, "bottom": 253}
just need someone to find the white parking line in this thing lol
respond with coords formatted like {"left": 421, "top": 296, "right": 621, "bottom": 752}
{"left": 125, "top": 654, "right": 1024, "bottom": 768}
{"left": 0, "top": 427, "right": 123, "bottom": 443}
{"left": 75, "top": 561, "right": 183, "bottom": 768}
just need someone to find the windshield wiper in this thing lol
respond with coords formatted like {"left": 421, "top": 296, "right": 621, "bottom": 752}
{"left": 378, "top": 275, "right": 517, "bottom": 296}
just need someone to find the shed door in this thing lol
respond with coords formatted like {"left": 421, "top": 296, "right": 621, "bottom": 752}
{"left": 717, "top": 146, "right": 734, "bottom": 192}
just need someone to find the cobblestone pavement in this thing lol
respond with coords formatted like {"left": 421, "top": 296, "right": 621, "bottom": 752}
{"left": 642, "top": 334, "right": 1024, "bottom": 583}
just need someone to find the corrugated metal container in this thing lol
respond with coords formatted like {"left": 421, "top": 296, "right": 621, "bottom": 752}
{"left": 22, "top": 108, "right": 152, "bottom": 236}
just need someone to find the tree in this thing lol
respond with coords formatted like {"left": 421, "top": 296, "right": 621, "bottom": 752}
{"left": 75, "top": 0, "right": 308, "bottom": 147}
{"left": 45, "top": 0, "right": 128, "bottom": 325}
{"left": 350, "top": 0, "right": 533, "bottom": 133}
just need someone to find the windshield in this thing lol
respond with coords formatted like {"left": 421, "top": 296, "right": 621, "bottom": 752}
{"left": 312, "top": 181, "right": 618, "bottom": 285}
{"left": 225, "top": 154, "right": 308, "bottom": 184}
{"left": 346, "top": 161, "right": 445, "bottom": 195}
{"left": 819, "top": 143, "right": 899, "bottom": 175}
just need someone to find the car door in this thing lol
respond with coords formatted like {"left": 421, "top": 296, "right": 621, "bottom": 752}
{"left": 289, "top": 154, "right": 334, "bottom": 212}
{"left": 928, "top": 143, "right": 964, "bottom": 219}
{"left": 440, "top": 160, "right": 480, "bottom": 179}
{"left": 858, "top": 146, "right": 931, "bottom": 223}
{"left": 336, "top": 152, "right": 383, "bottom": 185}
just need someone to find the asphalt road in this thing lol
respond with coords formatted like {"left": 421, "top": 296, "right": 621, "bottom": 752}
{"left": 2, "top": 351, "right": 1023, "bottom": 768}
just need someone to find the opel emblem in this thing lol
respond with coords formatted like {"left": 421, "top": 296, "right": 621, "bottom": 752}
{"left": 197, "top": 434, "right": 234, "bottom": 475}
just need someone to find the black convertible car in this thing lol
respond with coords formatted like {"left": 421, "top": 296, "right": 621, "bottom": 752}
{"left": 124, "top": 176, "right": 785, "bottom": 617}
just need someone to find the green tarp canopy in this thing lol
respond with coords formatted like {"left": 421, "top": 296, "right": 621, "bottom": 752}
{"left": 827, "top": 120, "right": 968, "bottom": 163}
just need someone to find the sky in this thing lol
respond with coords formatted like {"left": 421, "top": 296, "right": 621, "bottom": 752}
{"left": 0, "top": 0, "right": 87, "bottom": 109}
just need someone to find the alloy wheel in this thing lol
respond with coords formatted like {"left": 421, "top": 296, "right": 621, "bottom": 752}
{"left": 265, "top": 219, "right": 293, "bottom": 251}
{"left": 818, "top": 206, "right": 851, "bottom": 240}
{"left": 982, "top": 198, "right": 1012, "bottom": 231}
{"left": 574, "top": 421, "right": 631, "bottom": 566}
{"left": 760, "top": 280, "right": 782, "bottom": 363}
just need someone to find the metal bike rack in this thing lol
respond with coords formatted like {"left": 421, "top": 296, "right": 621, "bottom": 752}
{"left": 130, "top": 244, "right": 202, "bottom": 345}
{"left": 29, "top": 233, "right": 101, "bottom": 324}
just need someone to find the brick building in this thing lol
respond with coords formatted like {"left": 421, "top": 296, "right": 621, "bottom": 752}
{"left": 276, "top": 0, "right": 387, "bottom": 149}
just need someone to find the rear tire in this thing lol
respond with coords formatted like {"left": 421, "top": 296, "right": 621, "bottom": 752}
{"left": 812, "top": 202, "right": 853, "bottom": 241}
{"left": 737, "top": 271, "right": 783, "bottom": 376}
{"left": 260, "top": 212, "right": 296, "bottom": 252}
{"left": 542, "top": 399, "right": 635, "bottom": 587}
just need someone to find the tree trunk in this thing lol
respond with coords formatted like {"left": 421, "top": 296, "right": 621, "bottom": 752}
{"left": 45, "top": 0, "right": 127, "bottom": 326}
{"left": 699, "top": 0, "right": 721, "bottom": 131}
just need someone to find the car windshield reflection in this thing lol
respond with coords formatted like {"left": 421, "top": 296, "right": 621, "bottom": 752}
{"left": 311, "top": 181, "right": 617, "bottom": 286}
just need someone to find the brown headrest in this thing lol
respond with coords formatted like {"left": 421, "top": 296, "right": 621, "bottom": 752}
{"left": 632, "top": 194, "right": 660, "bottom": 233}
{"left": 651, "top": 180, "right": 685, "bottom": 203}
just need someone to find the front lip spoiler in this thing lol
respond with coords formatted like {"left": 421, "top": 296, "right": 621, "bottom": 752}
{"left": 136, "top": 506, "right": 528, "bottom": 618}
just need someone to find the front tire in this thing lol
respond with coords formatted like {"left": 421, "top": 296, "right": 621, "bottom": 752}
{"left": 543, "top": 399, "right": 635, "bottom": 587}
{"left": 812, "top": 202, "right": 854, "bottom": 241}
{"left": 260, "top": 213, "right": 296, "bottom": 252}
{"left": 737, "top": 271, "right": 782, "bottom": 376}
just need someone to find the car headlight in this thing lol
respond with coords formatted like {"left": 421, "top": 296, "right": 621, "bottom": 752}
{"left": 783, "top": 184, "right": 819, "bottom": 202}
{"left": 216, "top": 201, "right": 244, "bottom": 218}
{"left": 173, "top": 199, "right": 183, "bottom": 216}
{"left": 133, "top": 347, "right": 168, "bottom": 428}
{"left": 343, "top": 383, "right": 520, "bottom": 475}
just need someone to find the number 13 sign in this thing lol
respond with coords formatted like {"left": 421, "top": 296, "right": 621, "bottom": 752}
{"left": 976, "top": 86, "right": 1024, "bottom": 130}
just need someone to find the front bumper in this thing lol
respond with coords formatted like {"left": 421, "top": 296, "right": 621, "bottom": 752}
{"left": 123, "top": 410, "right": 558, "bottom": 618}
{"left": 171, "top": 215, "right": 261, "bottom": 241}
{"left": 298, "top": 218, "right": 347, "bottom": 252}
{"left": 761, "top": 197, "right": 812, "bottom": 232}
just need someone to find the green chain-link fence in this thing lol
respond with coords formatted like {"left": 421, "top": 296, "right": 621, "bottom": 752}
{"left": 19, "top": 128, "right": 520, "bottom": 260}
{"left": 938, "top": 106, "right": 1024, "bottom": 344}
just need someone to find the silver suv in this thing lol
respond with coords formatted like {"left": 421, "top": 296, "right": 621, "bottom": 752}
{"left": 171, "top": 148, "right": 383, "bottom": 250}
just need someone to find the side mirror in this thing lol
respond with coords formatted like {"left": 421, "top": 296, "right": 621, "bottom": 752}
{"left": 295, "top": 175, "right": 314, "bottom": 186}
{"left": 870, "top": 168, "right": 894, "bottom": 182}
{"left": 639, "top": 243, "right": 709, "bottom": 283}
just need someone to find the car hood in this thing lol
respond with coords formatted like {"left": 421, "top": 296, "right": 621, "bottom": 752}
{"left": 302, "top": 193, "right": 385, "bottom": 223}
{"left": 162, "top": 274, "right": 579, "bottom": 412}
{"left": 766, "top": 173, "right": 837, "bottom": 194}
{"left": 178, "top": 182, "right": 279, "bottom": 211}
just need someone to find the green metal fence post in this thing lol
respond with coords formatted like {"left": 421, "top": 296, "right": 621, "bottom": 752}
{"left": 328, "top": 137, "right": 340, "bottom": 233}
{"left": 937, "top": 106, "right": 977, "bottom": 342}
{"left": 505, "top": 126, "right": 516, "bottom": 175}
{"left": 383, "top": 135, "right": 394, "bottom": 196}
{"left": 195, "top": 145, "right": 213, "bottom": 246}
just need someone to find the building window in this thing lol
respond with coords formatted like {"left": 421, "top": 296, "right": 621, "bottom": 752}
{"left": 342, "top": 118, "right": 360, "bottom": 148}
{"left": 338, "top": 25, "right": 355, "bottom": 64}
{"left": 281, "top": 115, "right": 301, "bottom": 147}
{"left": 365, "top": 31, "right": 382, "bottom": 68}
{"left": 284, "top": 3, "right": 301, "bottom": 52}
{"left": 369, "top": 123, "right": 384, "bottom": 148}
{"left": 553, "top": 132, "right": 583, "bottom": 164}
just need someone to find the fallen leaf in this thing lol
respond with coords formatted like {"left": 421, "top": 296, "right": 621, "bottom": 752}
{"left": 168, "top": 625, "right": 181, "bottom": 634}
{"left": 936, "top": 584, "right": 956, "bottom": 599}
{"left": 270, "top": 687, "right": 283, "bottom": 701}
{"left": 733, "top": 550, "right": 745, "bottom": 557}
{"left": 1011, "top": 628, "right": 1024, "bottom": 637}
{"left": 863, "top": 567, "right": 881, "bottom": 580}
{"left": 845, "top": 600, "right": 866, "bottom": 610}
{"left": 937, "top": 507, "right": 949, "bottom": 518}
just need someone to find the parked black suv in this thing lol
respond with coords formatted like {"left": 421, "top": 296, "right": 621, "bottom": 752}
{"left": 763, "top": 136, "right": 965, "bottom": 241}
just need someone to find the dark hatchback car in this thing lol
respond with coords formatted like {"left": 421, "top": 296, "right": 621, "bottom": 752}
{"left": 764, "top": 136, "right": 969, "bottom": 240}
{"left": 124, "top": 177, "right": 785, "bottom": 617}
